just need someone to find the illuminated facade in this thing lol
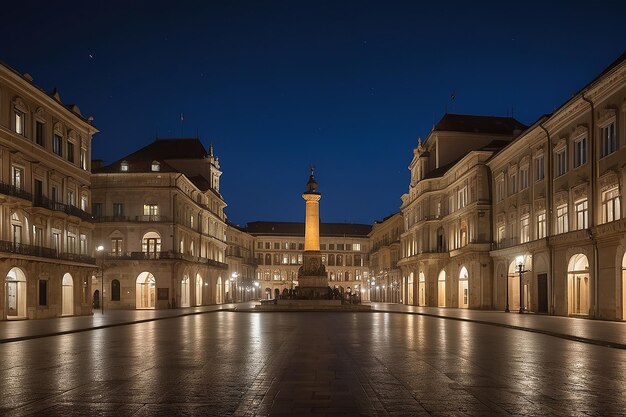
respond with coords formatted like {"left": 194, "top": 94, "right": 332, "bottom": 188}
{"left": 488, "top": 53, "right": 626, "bottom": 320}
{"left": 225, "top": 222, "right": 258, "bottom": 302}
{"left": 368, "top": 212, "right": 403, "bottom": 303}
{"left": 0, "top": 62, "right": 98, "bottom": 320}
{"left": 91, "top": 139, "right": 229, "bottom": 309}
{"left": 398, "top": 114, "right": 526, "bottom": 309}
{"left": 245, "top": 222, "right": 370, "bottom": 300}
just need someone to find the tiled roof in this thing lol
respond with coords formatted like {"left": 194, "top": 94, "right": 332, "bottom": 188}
{"left": 244, "top": 221, "right": 372, "bottom": 237}
{"left": 93, "top": 138, "right": 209, "bottom": 173}
{"left": 433, "top": 113, "right": 527, "bottom": 135}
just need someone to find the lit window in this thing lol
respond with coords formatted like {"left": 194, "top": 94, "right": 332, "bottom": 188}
{"left": 120, "top": 161, "right": 129, "bottom": 172}
{"left": 11, "top": 166, "right": 24, "bottom": 189}
{"left": 509, "top": 172, "right": 517, "bottom": 195}
{"left": 519, "top": 167, "right": 529, "bottom": 190}
{"left": 602, "top": 188, "right": 621, "bottom": 223}
{"left": 80, "top": 147, "right": 88, "bottom": 170}
{"left": 151, "top": 161, "right": 160, "bottom": 171}
{"left": 601, "top": 121, "right": 616, "bottom": 157}
{"left": 535, "top": 154, "right": 544, "bottom": 181}
{"left": 458, "top": 187, "right": 467, "bottom": 208}
{"left": 143, "top": 204, "right": 158, "bottom": 216}
{"left": 14, "top": 110, "right": 24, "bottom": 135}
{"left": 555, "top": 148, "right": 567, "bottom": 177}
{"left": 53, "top": 134, "right": 63, "bottom": 156}
{"left": 496, "top": 178, "right": 505, "bottom": 202}
{"left": 556, "top": 204, "right": 568, "bottom": 234}
{"left": 353, "top": 243, "right": 361, "bottom": 251}
{"left": 574, "top": 199, "right": 588, "bottom": 230}
{"left": 497, "top": 225, "right": 505, "bottom": 244}
{"left": 520, "top": 215, "right": 530, "bottom": 243}
{"left": 573, "top": 136, "right": 587, "bottom": 168}
{"left": 537, "top": 212, "right": 546, "bottom": 239}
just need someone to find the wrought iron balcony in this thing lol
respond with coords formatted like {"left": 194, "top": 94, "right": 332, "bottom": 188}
{"left": 0, "top": 182, "right": 33, "bottom": 201}
{"left": 103, "top": 251, "right": 228, "bottom": 269}
{"left": 0, "top": 240, "right": 95, "bottom": 264}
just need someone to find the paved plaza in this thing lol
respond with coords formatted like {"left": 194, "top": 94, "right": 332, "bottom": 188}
{"left": 1, "top": 305, "right": 626, "bottom": 416}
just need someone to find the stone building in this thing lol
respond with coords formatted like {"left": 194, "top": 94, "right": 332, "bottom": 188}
{"left": 368, "top": 212, "right": 403, "bottom": 303}
{"left": 398, "top": 114, "right": 526, "bottom": 309}
{"left": 0, "top": 61, "right": 98, "bottom": 320}
{"left": 225, "top": 221, "right": 258, "bottom": 302}
{"left": 488, "top": 52, "right": 626, "bottom": 320}
{"left": 91, "top": 138, "right": 228, "bottom": 310}
{"left": 244, "top": 221, "right": 370, "bottom": 300}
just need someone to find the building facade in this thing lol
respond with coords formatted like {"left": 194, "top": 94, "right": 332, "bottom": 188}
{"left": 225, "top": 222, "right": 259, "bottom": 302}
{"left": 245, "top": 221, "right": 370, "bottom": 300}
{"left": 398, "top": 114, "right": 526, "bottom": 309}
{"left": 368, "top": 212, "right": 403, "bottom": 303}
{"left": 0, "top": 62, "right": 98, "bottom": 320}
{"left": 488, "top": 53, "right": 626, "bottom": 320}
{"left": 91, "top": 139, "right": 229, "bottom": 310}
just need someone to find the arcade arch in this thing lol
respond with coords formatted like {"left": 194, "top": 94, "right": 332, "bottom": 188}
{"left": 438, "top": 270, "right": 446, "bottom": 307}
{"left": 458, "top": 266, "right": 468, "bottom": 309}
{"left": 6, "top": 267, "right": 27, "bottom": 318}
{"left": 62, "top": 273, "right": 74, "bottom": 316}
{"left": 136, "top": 272, "right": 156, "bottom": 309}
{"left": 567, "top": 254, "right": 589, "bottom": 315}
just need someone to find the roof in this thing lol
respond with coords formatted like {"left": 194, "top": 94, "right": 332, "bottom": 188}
{"left": 93, "top": 138, "right": 209, "bottom": 174}
{"left": 244, "top": 221, "right": 372, "bottom": 237}
{"left": 433, "top": 113, "right": 527, "bottom": 135}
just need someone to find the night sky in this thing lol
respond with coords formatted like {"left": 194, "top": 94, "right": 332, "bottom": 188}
{"left": 1, "top": 1, "right": 625, "bottom": 226}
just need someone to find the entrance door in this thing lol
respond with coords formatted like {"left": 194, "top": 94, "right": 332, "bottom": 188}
{"left": 7, "top": 282, "right": 18, "bottom": 316}
{"left": 537, "top": 274, "right": 548, "bottom": 314}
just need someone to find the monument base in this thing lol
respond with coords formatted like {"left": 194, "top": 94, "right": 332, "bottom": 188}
{"left": 254, "top": 299, "right": 371, "bottom": 311}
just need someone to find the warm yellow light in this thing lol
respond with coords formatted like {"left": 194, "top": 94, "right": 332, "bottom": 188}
{"left": 96, "top": 245, "right": 104, "bottom": 252}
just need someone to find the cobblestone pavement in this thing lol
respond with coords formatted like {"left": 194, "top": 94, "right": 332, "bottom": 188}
{"left": 2, "top": 311, "right": 626, "bottom": 416}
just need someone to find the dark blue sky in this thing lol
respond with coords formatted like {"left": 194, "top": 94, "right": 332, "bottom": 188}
{"left": 2, "top": 1, "right": 625, "bottom": 226}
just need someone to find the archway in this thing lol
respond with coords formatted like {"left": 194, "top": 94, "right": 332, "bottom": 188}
{"left": 407, "top": 272, "right": 414, "bottom": 305}
{"left": 195, "top": 274, "right": 203, "bottom": 306}
{"left": 418, "top": 272, "right": 426, "bottom": 306}
{"left": 458, "top": 266, "right": 469, "bottom": 308}
{"left": 6, "top": 267, "right": 27, "bottom": 318}
{"left": 437, "top": 270, "right": 446, "bottom": 307}
{"left": 567, "top": 254, "right": 589, "bottom": 315}
{"left": 136, "top": 272, "right": 156, "bottom": 309}
{"left": 216, "top": 276, "right": 223, "bottom": 304}
{"left": 180, "top": 275, "right": 190, "bottom": 307}
{"left": 507, "top": 260, "right": 521, "bottom": 311}
{"left": 62, "top": 273, "right": 74, "bottom": 316}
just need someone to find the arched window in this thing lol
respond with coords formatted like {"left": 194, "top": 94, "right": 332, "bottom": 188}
{"left": 336, "top": 255, "right": 343, "bottom": 266}
{"left": 328, "top": 254, "right": 335, "bottom": 266}
{"left": 111, "top": 279, "right": 121, "bottom": 301}
{"left": 151, "top": 160, "right": 160, "bottom": 171}
{"left": 265, "top": 253, "right": 272, "bottom": 265}
{"left": 142, "top": 231, "right": 161, "bottom": 256}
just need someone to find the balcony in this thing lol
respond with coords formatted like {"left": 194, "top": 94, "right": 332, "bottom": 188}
{"left": 92, "top": 215, "right": 171, "bottom": 223}
{"left": 103, "top": 251, "right": 228, "bottom": 269}
{"left": 32, "top": 196, "right": 93, "bottom": 222}
{"left": 0, "top": 240, "right": 95, "bottom": 264}
{"left": 0, "top": 182, "right": 33, "bottom": 201}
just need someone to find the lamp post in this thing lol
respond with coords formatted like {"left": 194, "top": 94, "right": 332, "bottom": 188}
{"left": 505, "top": 273, "right": 510, "bottom": 313}
{"left": 516, "top": 256, "right": 529, "bottom": 314}
{"left": 231, "top": 272, "right": 238, "bottom": 303}
{"left": 96, "top": 245, "right": 104, "bottom": 315}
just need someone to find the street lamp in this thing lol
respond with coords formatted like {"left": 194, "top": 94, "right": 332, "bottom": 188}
{"left": 96, "top": 245, "right": 104, "bottom": 315}
{"left": 516, "top": 256, "right": 529, "bottom": 314}
{"left": 231, "top": 272, "right": 238, "bottom": 303}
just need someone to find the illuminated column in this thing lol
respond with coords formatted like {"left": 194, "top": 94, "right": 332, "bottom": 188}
{"left": 302, "top": 167, "right": 321, "bottom": 251}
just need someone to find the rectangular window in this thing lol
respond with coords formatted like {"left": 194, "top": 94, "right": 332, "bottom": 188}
{"left": 67, "top": 235, "right": 76, "bottom": 253}
{"left": 282, "top": 254, "right": 288, "bottom": 264}
{"left": 556, "top": 149, "right": 567, "bottom": 177}
{"left": 298, "top": 243, "right": 304, "bottom": 250}
{"left": 329, "top": 244, "right": 335, "bottom": 250}
{"left": 111, "top": 238, "right": 123, "bottom": 255}
{"left": 353, "top": 243, "right": 361, "bottom": 251}
{"left": 290, "top": 242, "right": 296, "bottom": 250}
{"left": 556, "top": 204, "right": 568, "bottom": 234}
{"left": 519, "top": 167, "right": 529, "bottom": 190}
{"left": 575, "top": 199, "right": 588, "bottom": 230}
{"left": 15, "top": 110, "right": 24, "bottom": 135}
{"left": 520, "top": 215, "right": 530, "bottom": 243}
{"left": 53, "top": 232, "right": 61, "bottom": 254}
{"left": 265, "top": 242, "right": 270, "bottom": 249}
{"left": 509, "top": 172, "right": 517, "bottom": 195}
{"left": 81, "top": 195, "right": 88, "bottom": 211}
{"left": 601, "top": 122, "right": 616, "bottom": 157}
{"left": 34, "top": 179, "right": 43, "bottom": 200}
{"left": 458, "top": 187, "right": 468, "bottom": 208}
{"left": 79, "top": 235, "right": 87, "bottom": 255}
{"left": 497, "top": 225, "right": 505, "bottom": 243}
{"left": 535, "top": 155, "right": 545, "bottom": 181}
{"left": 257, "top": 242, "right": 262, "bottom": 249}
{"left": 320, "top": 243, "right": 326, "bottom": 250}
{"left": 602, "top": 188, "right": 621, "bottom": 223}
{"left": 496, "top": 178, "right": 505, "bottom": 202}
{"left": 574, "top": 136, "right": 587, "bottom": 167}
{"left": 284, "top": 242, "right": 289, "bottom": 249}
{"left": 67, "top": 190, "right": 75, "bottom": 206}
{"left": 273, "top": 254, "right": 280, "bottom": 265}
{"left": 67, "top": 142, "right": 75, "bottom": 163}
{"left": 92, "top": 203, "right": 103, "bottom": 218}
{"left": 38, "top": 280, "right": 48, "bottom": 306}
{"left": 273, "top": 242, "right": 280, "bottom": 250}
{"left": 537, "top": 212, "right": 546, "bottom": 239}
{"left": 11, "top": 166, "right": 24, "bottom": 189}
{"left": 34, "top": 226, "right": 43, "bottom": 247}
{"left": 337, "top": 243, "right": 345, "bottom": 251}
{"left": 448, "top": 194, "right": 455, "bottom": 213}
{"left": 80, "top": 147, "right": 87, "bottom": 170}
{"left": 112, "top": 202, "right": 126, "bottom": 218}
{"left": 53, "top": 134, "right": 63, "bottom": 156}
{"left": 143, "top": 204, "right": 158, "bottom": 216}
{"left": 35, "top": 121, "right": 45, "bottom": 146}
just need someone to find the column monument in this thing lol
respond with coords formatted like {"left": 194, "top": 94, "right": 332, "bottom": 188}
{"left": 297, "top": 167, "right": 329, "bottom": 299}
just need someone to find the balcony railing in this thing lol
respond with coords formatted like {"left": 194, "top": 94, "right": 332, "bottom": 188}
{"left": 104, "top": 251, "right": 228, "bottom": 269}
{"left": 0, "top": 240, "right": 95, "bottom": 264}
{"left": 0, "top": 182, "right": 33, "bottom": 201}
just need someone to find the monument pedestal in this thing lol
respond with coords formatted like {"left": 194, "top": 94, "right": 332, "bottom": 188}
{"left": 298, "top": 251, "right": 329, "bottom": 299}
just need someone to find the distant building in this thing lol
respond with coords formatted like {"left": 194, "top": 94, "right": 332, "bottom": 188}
{"left": 244, "top": 221, "right": 370, "bottom": 299}
{"left": 398, "top": 113, "right": 526, "bottom": 309}
{"left": 91, "top": 138, "right": 229, "bottom": 310}
{"left": 368, "top": 212, "right": 403, "bottom": 303}
{"left": 225, "top": 221, "right": 258, "bottom": 302}
{"left": 0, "top": 61, "right": 98, "bottom": 319}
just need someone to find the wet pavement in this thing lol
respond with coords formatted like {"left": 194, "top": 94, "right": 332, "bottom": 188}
{"left": 1, "top": 306, "right": 626, "bottom": 416}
